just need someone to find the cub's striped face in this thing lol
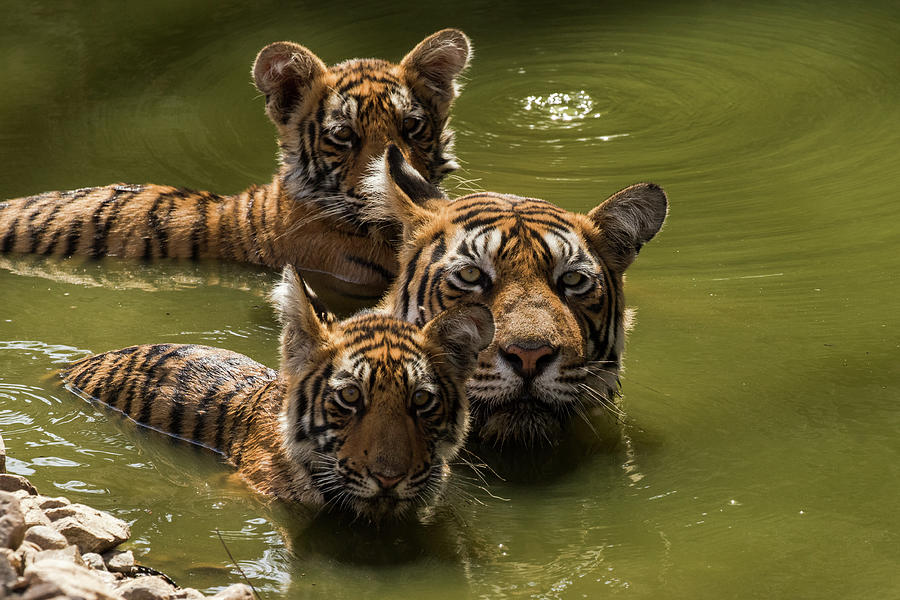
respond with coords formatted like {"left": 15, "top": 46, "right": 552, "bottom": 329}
{"left": 252, "top": 29, "right": 470, "bottom": 225}
{"left": 374, "top": 148, "right": 668, "bottom": 446}
{"left": 273, "top": 268, "right": 492, "bottom": 520}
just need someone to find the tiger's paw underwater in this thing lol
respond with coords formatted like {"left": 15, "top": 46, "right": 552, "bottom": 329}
{"left": 61, "top": 265, "right": 494, "bottom": 522}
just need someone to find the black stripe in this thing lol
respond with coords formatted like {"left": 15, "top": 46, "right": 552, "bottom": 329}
{"left": 146, "top": 194, "right": 170, "bottom": 258}
{"left": 345, "top": 255, "right": 395, "bottom": 282}
{"left": 1, "top": 216, "right": 19, "bottom": 253}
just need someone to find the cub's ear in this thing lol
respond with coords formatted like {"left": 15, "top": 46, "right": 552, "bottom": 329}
{"left": 423, "top": 303, "right": 494, "bottom": 375}
{"left": 361, "top": 144, "right": 447, "bottom": 242}
{"left": 270, "top": 265, "right": 332, "bottom": 372}
{"left": 253, "top": 41, "right": 327, "bottom": 125}
{"left": 587, "top": 183, "right": 668, "bottom": 272}
{"left": 401, "top": 29, "right": 471, "bottom": 104}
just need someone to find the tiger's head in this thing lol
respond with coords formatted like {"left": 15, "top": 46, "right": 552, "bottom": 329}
{"left": 271, "top": 266, "right": 493, "bottom": 521}
{"left": 370, "top": 147, "right": 668, "bottom": 447}
{"left": 252, "top": 30, "right": 470, "bottom": 225}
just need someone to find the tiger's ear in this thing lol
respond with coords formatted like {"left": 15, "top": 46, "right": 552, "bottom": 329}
{"left": 401, "top": 29, "right": 471, "bottom": 106}
{"left": 270, "top": 265, "right": 331, "bottom": 372}
{"left": 422, "top": 303, "right": 494, "bottom": 376}
{"left": 587, "top": 183, "right": 669, "bottom": 272}
{"left": 253, "top": 41, "right": 327, "bottom": 125}
{"left": 361, "top": 144, "right": 447, "bottom": 242}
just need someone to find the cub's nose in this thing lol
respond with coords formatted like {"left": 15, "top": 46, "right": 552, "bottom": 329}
{"left": 371, "top": 470, "right": 404, "bottom": 489}
{"left": 499, "top": 343, "right": 558, "bottom": 379}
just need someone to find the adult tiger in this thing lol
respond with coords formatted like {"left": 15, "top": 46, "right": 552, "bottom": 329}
{"left": 61, "top": 266, "right": 494, "bottom": 521}
{"left": 0, "top": 29, "right": 470, "bottom": 290}
{"left": 367, "top": 146, "right": 668, "bottom": 446}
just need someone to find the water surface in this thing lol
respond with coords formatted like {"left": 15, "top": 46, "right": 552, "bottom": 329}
{"left": 1, "top": 1, "right": 899, "bottom": 598}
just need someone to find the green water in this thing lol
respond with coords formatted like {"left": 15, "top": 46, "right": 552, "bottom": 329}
{"left": 2, "top": 1, "right": 899, "bottom": 598}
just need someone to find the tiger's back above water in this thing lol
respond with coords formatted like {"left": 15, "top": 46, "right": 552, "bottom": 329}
{"left": 1, "top": 29, "right": 471, "bottom": 290}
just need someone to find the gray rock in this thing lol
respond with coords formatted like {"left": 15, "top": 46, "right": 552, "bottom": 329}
{"left": 83, "top": 552, "right": 107, "bottom": 570}
{"left": 37, "top": 496, "right": 70, "bottom": 510}
{"left": 20, "top": 559, "right": 122, "bottom": 600}
{"left": 103, "top": 549, "right": 135, "bottom": 573}
{"left": 50, "top": 503, "right": 130, "bottom": 554}
{"left": 34, "top": 545, "right": 85, "bottom": 566}
{"left": 211, "top": 584, "right": 255, "bottom": 600}
{"left": 24, "top": 526, "right": 69, "bottom": 551}
{"left": 0, "top": 474, "right": 37, "bottom": 495}
{"left": 116, "top": 575, "right": 176, "bottom": 600}
{"left": 0, "top": 491, "right": 25, "bottom": 549}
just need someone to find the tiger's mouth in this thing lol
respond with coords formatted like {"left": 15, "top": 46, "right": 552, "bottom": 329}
{"left": 470, "top": 393, "right": 571, "bottom": 447}
{"left": 320, "top": 468, "right": 444, "bottom": 522}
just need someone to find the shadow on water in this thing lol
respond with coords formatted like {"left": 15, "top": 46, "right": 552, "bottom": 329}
{"left": 465, "top": 408, "right": 625, "bottom": 484}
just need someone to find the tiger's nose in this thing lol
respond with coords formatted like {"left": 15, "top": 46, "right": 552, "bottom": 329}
{"left": 499, "top": 343, "right": 558, "bottom": 379}
{"left": 371, "top": 470, "right": 405, "bottom": 489}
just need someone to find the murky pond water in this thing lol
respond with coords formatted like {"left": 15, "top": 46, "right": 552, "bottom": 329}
{"left": 2, "top": 0, "right": 899, "bottom": 598}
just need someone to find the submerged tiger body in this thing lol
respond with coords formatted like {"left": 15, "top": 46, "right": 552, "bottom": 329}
{"left": 62, "top": 266, "right": 494, "bottom": 521}
{"left": 370, "top": 147, "right": 669, "bottom": 446}
{"left": 0, "top": 29, "right": 471, "bottom": 289}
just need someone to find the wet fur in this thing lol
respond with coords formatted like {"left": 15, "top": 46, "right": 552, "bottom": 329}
{"left": 0, "top": 30, "right": 471, "bottom": 289}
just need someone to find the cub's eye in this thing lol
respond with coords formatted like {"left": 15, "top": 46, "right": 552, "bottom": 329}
{"left": 412, "top": 390, "right": 434, "bottom": 410}
{"left": 560, "top": 271, "right": 585, "bottom": 287}
{"left": 403, "top": 116, "right": 425, "bottom": 137}
{"left": 336, "top": 385, "right": 362, "bottom": 409}
{"left": 328, "top": 125, "right": 355, "bottom": 145}
{"left": 458, "top": 266, "right": 482, "bottom": 284}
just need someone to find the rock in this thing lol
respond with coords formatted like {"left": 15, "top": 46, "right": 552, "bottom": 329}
{"left": 43, "top": 505, "right": 77, "bottom": 521}
{"left": 116, "top": 575, "right": 176, "bottom": 600}
{"left": 34, "top": 545, "right": 84, "bottom": 567}
{"left": 50, "top": 504, "right": 130, "bottom": 554}
{"left": 10, "top": 489, "right": 33, "bottom": 500}
{"left": 0, "top": 547, "right": 22, "bottom": 575}
{"left": 0, "top": 492, "right": 25, "bottom": 549}
{"left": 211, "top": 584, "right": 255, "bottom": 600}
{"left": 0, "top": 548, "right": 18, "bottom": 589}
{"left": 19, "top": 496, "right": 55, "bottom": 528}
{"left": 37, "top": 496, "right": 70, "bottom": 510}
{"left": 16, "top": 541, "right": 43, "bottom": 569}
{"left": 83, "top": 552, "right": 107, "bottom": 570}
{"left": 103, "top": 549, "right": 135, "bottom": 573}
{"left": 20, "top": 559, "right": 121, "bottom": 600}
{"left": 0, "top": 474, "right": 37, "bottom": 495}
{"left": 24, "top": 526, "right": 69, "bottom": 551}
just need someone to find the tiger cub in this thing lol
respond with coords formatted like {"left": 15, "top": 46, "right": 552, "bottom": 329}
{"left": 0, "top": 29, "right": 470, "bottom": 290}
{"left": 367, "top": 146, "right": 668, "bottom": 447}
{"left": 62, "top": 266, "right": 493, "bottom": 521}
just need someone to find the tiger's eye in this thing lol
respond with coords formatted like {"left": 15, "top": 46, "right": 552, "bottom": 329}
{"left": 403, "top": 116, "right": 424, "bottom": 135}
{"left": 561, "top": 271, "right": 585, "bottom": 287}
{"left": 330, "top": 125, "right": 354, "bottom": 143}
{"left": 459, "top": 266, "right": 482, "bottom": 284}
{"left": 338, "top": 386, "right": 361, "bottom": 406}
{"left": 412, "top": 390, "right": 433, "bottom": 409}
